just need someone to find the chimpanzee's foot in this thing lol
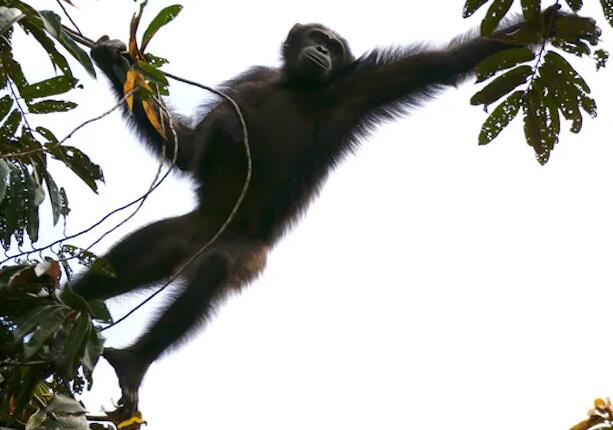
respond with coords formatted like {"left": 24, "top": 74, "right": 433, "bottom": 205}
{"left": 103, "top": 347, "right": 150, "bottom": 413}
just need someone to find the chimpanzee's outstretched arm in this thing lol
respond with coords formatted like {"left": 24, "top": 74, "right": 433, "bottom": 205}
{"left": 91, "top": 37, "right": 195, "bottom": 171}
{"left": 333, "top": 9, "right": 599, "bottom": 121}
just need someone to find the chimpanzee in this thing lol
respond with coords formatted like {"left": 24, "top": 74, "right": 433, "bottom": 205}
{"left": 75, "top": 8, "right": 600, "bottom": 411}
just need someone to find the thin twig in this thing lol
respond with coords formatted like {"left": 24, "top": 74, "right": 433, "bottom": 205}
{"left": 79, "top": 96, "right": 179, "bottom": 255}
{"left": 0, "top": 360, "right": 47, "bottom": 367}
{"left": 0, "top": 147, "right": 46, "bottom": 160}
{"left": 62, "top": 25, "right": 94, "bottom": 47}
{"left": 6, "top": 79, "right": 43, "bottom": 164}
{"left": 525, "top": 1, "right": 562, "bottom": 94}
{"left": 58, "top": 89, "right": 136, "bottom": 146}
{"left": 86, "top": 415, "right": 117, "bottom": 424}
{"left": 55, "top": 0, "right": 83, "bottom": 36}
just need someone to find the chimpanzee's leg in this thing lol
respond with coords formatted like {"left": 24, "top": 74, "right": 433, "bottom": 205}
{"left": 72, "top": 210, "right": 205, "bottom": 301}
{"left": 103, "top": 240, "right": 268, "bottom": 410}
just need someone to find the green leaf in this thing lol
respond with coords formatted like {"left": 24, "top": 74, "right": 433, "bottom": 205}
{"left": 144, "top": 52, "right": 169, "bottom": 67}
{"left": 0, "top": 39, "right": 28, "bottom": 88}
{"left": 540, "top": 61, "right": 583, "bottom": 133}
{"left": 481, "top": 0, "right": 514, "bottom": 36}
{"left": 27, "top": 99, "right": 78, "bottom": 114}
{"left": 42, "top": 171, "right": 62, "bottom": 225}
{"left": 554, "top": 16, "right": 600, "bottom": 41}
{"left": 20, "top": 17, "right": 73, "bottom": 78}
{"left": 580, "top": 94, "right": 597, "bottom": 118}
{"left": 46, "top": 145, "right": 104, "bottom": 193}
{"left": 0, "top": 64, "right": 6, "bottom": 90}
{"left": 475, "top": 47, "right": 535, "bottom": 82}
{"left": 521, "top": 0, "right": 540, "bottom": 24}
{"left": 24, "top": 306, "right": 69, "bottom": 358}
{"left": 471, "top": 65, "right": 532, "bottom": 106}
{"left": 552, "top": 37, "right": 591, "bottom": 57}
{"left": 565, "top": 0, "right": 583, "bottom": 11}
{"left": 25, "top": 171, "right": 42, "bottom": 242}
{"left": 523, "top": 82, "right": 559, "bottom": 165}
{"left": 0, "top": 159, "right": 9, "bottom": 204}
{"left": 36, "top": 126, "right": 58, "bottom": 144}
{"left": 544, "top": 89, "right": 561, "bottom": 145}
{"left": 602, "top": 0, "right": 613, "bottom": 27}
{"left": 0, "top": 94, "right": 13, "bottom": 121}
{"left": 58, "top": 312, "right": 91, "bottom": 377}
{"left": 0, "top": 7, "right": 24, "bottom": 35}
{"left": 546, "top": 51, "right": 590, "bottom": 92}
{"left": 2, "top": 163, "right": 29, "bottom": 246}
{"left": 478, "top": 91, "right": 523, "bottom": 145}
{"left": 0, "top": 109, "right": 22, "bottom": 139}
{"left": 82, "top": 328, "right": 105, "bottom": 372}
{"left": 58, "top": 32, "right": 96, "bottom": 78}
{"left": 88, "top": 300, "right": 113, "bottom": 324}
{"left": 20, "top": 75, "right": 77, "bottom": 100}
{"left": 59, "top": 187, "right": 70, "bottom": 217}
{"left": 463, "top": 0, "right": 491, "bottom": 17}
{"left": 141, "top": 4, "right": 183, "bottom": 51}
{"left": 58, "top": 286, "right": 92, "bottom": 314}
{"left": 137, "top": 60, "right": 169, "bottom": 85}
{"left": 10, "top": 367, "right": 38, "bottom": 427}
{"left": 13, "top": 305, "right": 59, "bottom": 341}
{"left": 594, "top": 49, "right": 609, "bottom": 70}
{"left": 37, "top": 10, "right": 62, "bottom": 39}
{"left": 60, "top": 244, "right": 116, "bottom": 278}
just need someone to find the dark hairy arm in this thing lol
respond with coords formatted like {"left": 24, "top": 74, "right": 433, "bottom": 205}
{"left": 91, "top": 37, "right": 195, "bottom": 171}
{"left": 332, "top": 9, "right": 597, "bottom": 122}
{"left": 332, "top": 23, "right": 522, "bottom": 116}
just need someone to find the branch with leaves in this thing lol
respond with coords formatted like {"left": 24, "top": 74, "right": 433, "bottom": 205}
{"left": 0, "top": 0, "right": 102, "bottom": 253}
{"left": 465, "top": 0, "right": 610, "bottom": 164}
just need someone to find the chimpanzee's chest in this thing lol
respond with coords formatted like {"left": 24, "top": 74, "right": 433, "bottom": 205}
{"left": 207, "top": 82, "right": 340, "bottom": 240}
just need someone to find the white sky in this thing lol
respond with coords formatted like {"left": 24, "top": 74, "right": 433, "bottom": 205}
{"left": 12, "top": 0, "right": 613, "bottom": 429}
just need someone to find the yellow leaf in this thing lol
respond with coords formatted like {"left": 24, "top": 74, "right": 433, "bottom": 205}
{"left": 128, "top": 8, "right": 142, "bottom": 61}
{"left": 129, "top": 37, "right": 140, "bottom": 61}
{"left": 123, "top": 70, "right": 138, "bottom": 111}
{"left": 142, "top": 99, "right": 166, "bottom": 139}
{"left": 118, "top": 411, "right": 147, "bottom": 429}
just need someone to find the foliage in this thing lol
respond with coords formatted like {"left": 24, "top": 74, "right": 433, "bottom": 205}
{"left": 122, "top": 2, "right": 182, "bottom": 140}
{"left": 0, "top": 260, "right": 110, "bottom": 429}
{"left": 465, "top": 0, "right": 611, "bottom": 164}
{"left": 0, "top": 0, "right": 102, "bottom": 251}
{"left": 0, "top": 1, "right": 181, "bottom": 429}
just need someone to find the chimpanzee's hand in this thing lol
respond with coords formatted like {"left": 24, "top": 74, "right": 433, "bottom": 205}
{"left": 91, "top": 36, "right": 131, "bottom": 76}
{"left": 545, "top": 4, "right": 602, "bottom": 46}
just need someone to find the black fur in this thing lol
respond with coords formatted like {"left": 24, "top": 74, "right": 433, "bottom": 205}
{"left": 75, "top": 21, "right": 538, "bottom": 411}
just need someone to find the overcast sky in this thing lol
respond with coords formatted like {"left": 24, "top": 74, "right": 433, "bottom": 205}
{"left": 14, "top": 1, "right": 613, "bottom": 429}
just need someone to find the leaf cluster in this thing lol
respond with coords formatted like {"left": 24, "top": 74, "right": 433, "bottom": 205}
{"left": 122, "top": 2, "right": 182, "bottom": 139}
{"left": 0, "top": 260, "right": 112, "bottom": 429}
{"left": 0, "top": 1, "right": 104, "bottom": 250}
{"left": 0, "top": 2, "right": 184, "bottom": 428}
{"left": 464, "top": 0, "right": 611, "bottom": 164}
